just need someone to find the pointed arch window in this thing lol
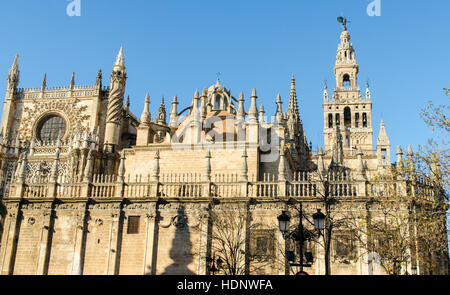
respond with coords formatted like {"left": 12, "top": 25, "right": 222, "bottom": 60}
{"left": 355, "top": 113, "right": 360, "bottom": 128}
{"left": 336, "top": 114, "right": 340, "bottom": 126}
{"left": 328, "top": 114, "right": 333, "bottom": 128}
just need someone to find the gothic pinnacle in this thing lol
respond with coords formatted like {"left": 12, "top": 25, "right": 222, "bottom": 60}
{"left": 10, "top": 54, "right": 19, "bottom": 75}
{"left": 288, "top": 74, "right": 299, "bottom": 116}
{"left": 7, "top": 54, "right": 20, "bottom": 88}
{"left": 248, "top": 88, "right": 258, "bottom": 120}
{"left": 259, "top": 104, "right": 265, "bottom": 123}
{"left": 114, "top": 46, "right": 125, "bottom": 70}
{"left": 237, "top": 91, "right": 246, "bottom": 120}
{"left": 141, "top": 93, "right": 151, "bottom": 123}
{"left": 70, "top": 72, "right": 75, "bottom": 89}
{"left": 169, "top": 95, "right": 179, "bottom": 128}
{"left": 41, "top": 73, "right": 47, "bottom": 90}
{"left": 276, "top": 93, "right": 283, "bottom": 122}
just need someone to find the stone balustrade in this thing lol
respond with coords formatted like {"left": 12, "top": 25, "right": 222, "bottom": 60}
{"left": 6, "top": 171, "right": 367, "bottom": 201}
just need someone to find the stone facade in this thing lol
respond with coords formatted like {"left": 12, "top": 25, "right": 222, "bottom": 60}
{"left": 0, "top": 26, "right": 447, "bottom": 275}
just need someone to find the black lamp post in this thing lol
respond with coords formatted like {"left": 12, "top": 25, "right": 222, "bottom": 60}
{"left": 278, "top": 205, "right": 327, "bottom": 274}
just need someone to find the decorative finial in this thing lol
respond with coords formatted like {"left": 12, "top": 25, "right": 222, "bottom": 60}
{"left": 114, "top": 46, "right": 125, "bottom": 70}
{"left": 70, "top": 72, "right": 75, "bottom": 89}
{"left": 216, "top": 72, "right": 221, "bottom": 85}
{"left": 41, "top": 73, "right": 47, "bottom": 90}
{"left": 337, "top": 16, "right": 347, "bottom": 31}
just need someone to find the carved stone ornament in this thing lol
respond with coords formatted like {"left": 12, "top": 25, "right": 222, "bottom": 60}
{"left": 27, "top": 217, "right": 36, "bottom": 225}
{"left": 17, "top": 98, "right": 90, "bottom": 141}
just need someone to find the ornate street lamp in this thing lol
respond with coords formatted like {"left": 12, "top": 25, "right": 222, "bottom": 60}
{"left": 277, "top": 211, "right": 291, "bottom": 234}
{"left": 313, "top": 209, "right": 326, "bottom": 231}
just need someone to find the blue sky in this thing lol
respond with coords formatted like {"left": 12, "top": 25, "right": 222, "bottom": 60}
{"left": 0, "top": 0, "right": 449, "bottom": 157}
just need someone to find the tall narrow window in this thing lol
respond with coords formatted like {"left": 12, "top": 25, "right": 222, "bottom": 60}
{"left": 363, "top": 113, "right": 368, "bottom": 128}
{"left": 328, "top": 114, "right": 333, "bottom": 128}
{"left": 336, "top": 114, "right": 340, "bottom": 126}
{"left": 344, "top": 107, "right": 351, "bottom": 128}
{"left": 355, "top": 113, "right": 360, "bottom": 128}
{"left": 127, "top": 216, "right": 140, "bottom": 234}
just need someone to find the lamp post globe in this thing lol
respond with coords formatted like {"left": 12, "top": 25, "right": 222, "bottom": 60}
{"left": 313, "top": 209, "right": 326, "bottom": 231}
{"left": 277, "top": 211, "right": 291, "bottom": 233}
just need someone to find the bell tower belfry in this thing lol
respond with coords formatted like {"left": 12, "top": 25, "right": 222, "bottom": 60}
{"left": 323, "top": 20, "right": 373, "bottom": 153}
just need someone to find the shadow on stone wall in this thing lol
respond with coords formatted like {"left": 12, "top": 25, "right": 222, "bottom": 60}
{"left": 161, "top": 206, "right": 195, "bottom": 275}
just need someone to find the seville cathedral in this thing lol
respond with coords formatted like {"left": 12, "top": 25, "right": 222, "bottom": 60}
{"left": 0, "top": 24, "right": 447, "bottom": 275}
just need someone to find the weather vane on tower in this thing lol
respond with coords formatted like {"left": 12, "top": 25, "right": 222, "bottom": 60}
{"left": 337, "top": 16, "right": 348, "bottom": 31}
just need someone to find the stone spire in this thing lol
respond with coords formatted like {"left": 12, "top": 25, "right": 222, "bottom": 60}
{"left": 70, "top": 72, "right": 75, "bottom": 90}
{"left": 396, "top": 146, "right": 404, "bottom": 174}
{"left": 365, "top": 81, "right": 371, "bottom": 100}
{"left": 377, "top": 120, "right": 391, "bottom": 165}
{"left": 323, "top": 80, "right": 329, "bottom": 102}
{"left": 237, "top": 91, "right": 246, "bottom": 120}
{"left": 114, "top": 46, "right": 125, "bottom": 71}
{"left": 275, "top": 93, "right": 283, "bottom": 123}
{"left": 192, "top": 90, "right": 201, "bottom": 120}
{"left": 7, "top": 54, "right": 20, "bottom": 90}
{"left": 248, "top": 88, "right": 258, "bottom": 122}
{"left": 95, "top": 69, "right": 102, "bottom": 88}
{"left": 105, "top": 47, "right": 127, "bottom": 149}
{"left": 259, "top": 104, "right": 265, "bottom": 123}
{"left": 407, "top": 145, "right": 415, "bottom": 174}
{"left": 377, "top": 120, "right": 390, "bottom": 146}
{"left": 156, "top": 96, "right": 167, "bottom": 125}
{"left": 288, "top": 75, "right": 299, "bottom": 118}
{"left": 141, "top": 93, "right": 151, "bottom": 124}
{"left": 169, "top": 95, "right": 179, "bottom": 128}
{"left": 41, "top": 73, "right": 47, "bottom": 91}
{"left": 125, "top": 95, "right": 130, "bottom": 111}
{"left": 287, "top": 75, "right": 300, "bottom": 141}
{"left": 200, "top": 89, "right": 208, "bottom": 120}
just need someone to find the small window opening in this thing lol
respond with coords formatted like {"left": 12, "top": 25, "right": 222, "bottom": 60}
{"left": 344, "top": 107, "right": 351, "bottom": 128}
{"left": 363, "top": 113, "right": 368, "bottom": 128}
{"left": 127, "top": 216, "right": 140, "bottom": 234}
{"left": 343, "top": 74, "right": 351, "bottom": 87}
{"left": 328, "top": 114, "right": 333, "bottom": 128}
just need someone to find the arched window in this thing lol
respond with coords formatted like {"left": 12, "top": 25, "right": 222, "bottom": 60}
{"left": 37, "top": 115, "right": 66, "bottom": 142}
{"left": 328, "top": 114, "right": 333, "bottom": 128}
{"left": 336, "top": 114, "right": 340, "bottom": 126}
{"left": 343, "top": 74, "right": 350, "bottom": 87}
{"left": 355, "top": 113, "right": 360, "bottom": 128}
{"left": 363, "top": 113, "right": 368, "bottom": 128}
{"left": 344, "top": 107, "right": 351, "bottom": 128}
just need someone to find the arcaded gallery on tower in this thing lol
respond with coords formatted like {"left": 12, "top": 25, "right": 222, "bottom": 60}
{"left": 0, "top": 23, "right": 447, "bottom": 275}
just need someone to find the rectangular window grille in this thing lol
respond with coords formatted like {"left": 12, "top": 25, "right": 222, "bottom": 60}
{"left": 127, "top": 216, "right": 140, "bottom": 234}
